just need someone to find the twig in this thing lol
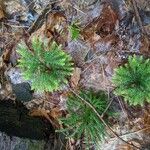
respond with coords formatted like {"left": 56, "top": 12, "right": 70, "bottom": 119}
{"left": 100, "top": 65, "right": 114, "bottom": 118}
{"left": 131, "top": 0, "right": 146, "bottom": 35}
{"left": 69, "top": 88, "right": 141, "bottom": 150}
{"left": 101, "top": 97, "right": 114, "bottom": 118}
{"left": 2, "top": 21, "right": 4, "bottom": 49}
{"left": 82, "top": 54, "right": 105, "bottom": 73}
{"left": 109, "top": 126, "right": 150, "bottom": 141}
{"left": 4, "top": 23, "right": 29, "bottom": 28}
{"left": 116, "top": 96, "right": 131, "bottom": 123}
{"left": 67, "top": 3, "right": 86, "bottom": 15}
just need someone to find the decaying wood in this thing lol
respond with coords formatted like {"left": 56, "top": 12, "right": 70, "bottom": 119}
{"left": 0, "top": 99, "right": 54, "bottom": 140}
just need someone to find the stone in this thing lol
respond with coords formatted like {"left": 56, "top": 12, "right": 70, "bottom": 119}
{"left": 12, "top": 82, "right": 33, "bottom": 102}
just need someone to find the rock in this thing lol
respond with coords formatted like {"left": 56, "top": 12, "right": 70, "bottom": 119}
{"left": 0, "top": 132, "right": 45, "bottom": 150}
{"left": 7, "top": 68, "right": 26, "bottom": 84}
{"left": 12, "top": 82, "right": 33, "bottom": 102}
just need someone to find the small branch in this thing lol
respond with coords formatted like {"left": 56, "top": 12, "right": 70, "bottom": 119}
{"left": 101, "top": 97, "right": 114, "bottom": 118}
{"left": 116, "top": 96, "right": 131, "bottom": 124}
{"left": 109, "top": 126, "right": 150, "bottom": 141}
{"left": 69, "top": 88, "right": 141, "bottom": 150}
{"left": 67, "top": 3, "right": 86, "bottom": 15}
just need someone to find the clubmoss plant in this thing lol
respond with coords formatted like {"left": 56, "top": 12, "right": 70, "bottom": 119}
{"left": 112, "top": 55, "right": 150, "bottom": 106}
{"left": 69, "top": 21, "right": 80, "bottom": 41}
{"left": 17, "top": 37, "right": 74, "bottom": 92}
{"left": 59, "top": 89, "right": 112, "bottom": 147}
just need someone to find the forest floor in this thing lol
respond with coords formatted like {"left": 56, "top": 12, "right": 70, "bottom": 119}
{"left": 0, "top": 0, "right": 150, "bottom": 150}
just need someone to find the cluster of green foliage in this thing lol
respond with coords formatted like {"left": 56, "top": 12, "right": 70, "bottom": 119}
{"left": 17, "top": 35, "right": 150, "bottom": 149}
{"left": 112, "top": 55, "right": 150, "bottom": 106}
{"left": 17, "top": 37, "right": 74, "bottom": 92}
{"left": 59, "top": 90, "right": 112, "bottom": 147}
{"left": 69, "top": 21, "right": 80, "bottom": 40}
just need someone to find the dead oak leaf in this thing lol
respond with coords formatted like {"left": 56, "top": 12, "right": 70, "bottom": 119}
{"left": 140, "top": 36, "right": 150, "bottom": 55}
{"left": 31, "top": 12, "right": 68, "bottom": 47}
{"left": 29, "top": 107, "right": 62, "bottom": 129}
{"left": 49, "top": 107, "right": 63, "bottom": 119}
{"left": 70, "top": 67, "right": 81, "bottom": 88}
{"left": 82, "top": 4, "right": 118, "bottom": 42}
{"left": 96, "top": 4, "right": 118, "bottom": 37}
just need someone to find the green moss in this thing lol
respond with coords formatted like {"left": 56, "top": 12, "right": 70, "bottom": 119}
{"left": 58, "top": 90, "right": 113, "bottom": 148}
{"left": 69, "top": 22, "right": 80, "bottom": 40}
{"left": 17, "top": 37, "right": 74, "bottom": 92}
{"left": 112, "top": 55, "right": 150, "bottom": 106}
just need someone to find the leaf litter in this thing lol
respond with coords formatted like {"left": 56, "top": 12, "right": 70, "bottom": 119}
{"left": 0, "top": 0, "right": 150, "bottom": 149}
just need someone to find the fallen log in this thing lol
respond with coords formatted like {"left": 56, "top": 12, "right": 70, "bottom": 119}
{"left": 0, "top": 99, "right": 54, "bottom": 140}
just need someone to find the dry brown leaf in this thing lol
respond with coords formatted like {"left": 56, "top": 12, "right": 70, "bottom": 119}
{"left": 143, "top": 113, "right": 150, "bottom": 127}
{"left": 31, "top": 12, "right": 68, "bottom": 47}
{"left": 3, "top": 47, "right": 14, "bottom": 64}
{"left": 0, "top": 59, "right": 6, "bottom": 85}
{"left": 45, "top": 92, "right": 62, "bottom": 107}
{"left": 116, "top": 144, "right": 134, "bottom": 150}
{"left": 0, "top": 55, "right": 14, "bottom": 100}
{"left": 0, "top": 1, "right": 5, "bottom": 20}
{"left": 105, "top": 52, "right": 121, "bottom": 76}
{"left": 29, "top": 108, "right": 61, "bottom": 129}
{"left": 49, "top": 107, "right": 63, "bottom": 119}
{"left": 116, "top": 139, "right": 143, "bottom": 150}
{"left": 96, "top": 4, "right": 118, "bottom": 37}
{"left": 142, "top": 109, "right": 150, "bottom": 134}
{"left": 46, "top": 12, "right": 67, "bottom": 33}
{"left": 140, "top": 36, "right": 150, "bottom": 55}
{"left": 29, "top": 108, "right": 50, "bottom": 120}
{"left": 70, "top": 67, "right": 81, "bottom": 88}
{"left": 117, "top": 144, "right": 137, "bottom": 150}
{"left": 82, "top": 4, "right": 118, "bottom": 43}
{"left": 2, "top": 33, "right": 22, "bottom": 65}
